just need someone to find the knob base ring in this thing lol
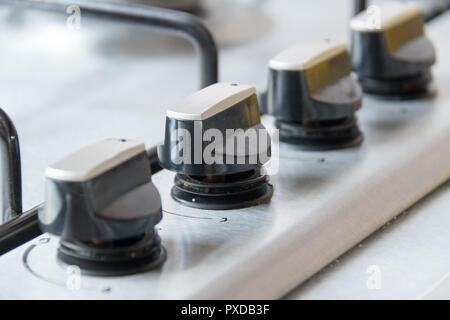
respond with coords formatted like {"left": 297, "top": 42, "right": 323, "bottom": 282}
{"left": 358, "top": 72, "right": 434, "bottom": 99}
{"left": 171, "top": 170, "right": 273, "bottom": 210}
{"left": 276, "top": 117, "right": 363, "bottom": 151}
{"left": 57, "top": 232, "right": 166, "bottom": 276}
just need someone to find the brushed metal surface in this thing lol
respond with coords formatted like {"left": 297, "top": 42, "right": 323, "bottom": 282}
{"left": 422, "top": 269, "right": 450, "bottom": 300}
{"left": 287, "top": 179, "right": 450, "bottom": 300}
{"left": 0, "top": 0, "right": 449, "bottom": 299}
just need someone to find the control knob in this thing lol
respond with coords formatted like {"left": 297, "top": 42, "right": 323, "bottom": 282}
{"left": 265, "top": 41, "right": 363, "bottom": 150}
{"left": 350, "top": 2, "right": 436, "bottom": 97}
{"left": 39, "top": 138, "right": 166, "bottom": 276}
{"left": 158, "top": 82, "right": 273, "bottom": 210}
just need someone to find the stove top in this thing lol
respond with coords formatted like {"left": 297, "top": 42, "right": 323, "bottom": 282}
{"left": 0, "top": 0, "right": 449, "bottom": 299}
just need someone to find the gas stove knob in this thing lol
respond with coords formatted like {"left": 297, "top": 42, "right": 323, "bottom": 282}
{"left": 158, "top": 82, "right": 273, "bottom": 210}
{"left": 350, "top": 2, "right": 436, "bottom": 97}
{"left": 158, "top": 82, "right": 271, "bottom": 176}
{"left": 39, "top": 138, "right": 165, "bottom": 276}
{"left": 266, "top": 41, "right": 363, "bottom": 150}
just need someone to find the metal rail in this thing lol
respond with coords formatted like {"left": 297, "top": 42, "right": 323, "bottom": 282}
{"left": 4, "top": 0, "right": 218, "bottom": 88}
{"left": 0, "top": 109, "right": 22, "bottom": 225}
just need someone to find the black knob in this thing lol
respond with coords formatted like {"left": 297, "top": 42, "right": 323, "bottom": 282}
{"left": 266, "top": 41, "right": 363, "bottom": 150}
{"left": 158, "top": 82, "right": 273, "bottom": 210}
{"left": 350, "top": 3, "right": 436, "bottom": 97}
{"left": 39, "top": 138, "right": 165, "bottom": 276}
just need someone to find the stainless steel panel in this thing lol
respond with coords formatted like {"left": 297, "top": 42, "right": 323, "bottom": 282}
{"left": 0, "top": 0, "right": 449, "bottom": 299}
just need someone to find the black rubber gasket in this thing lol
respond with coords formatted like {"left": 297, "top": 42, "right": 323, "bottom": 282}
{"left": 171, "top": 170, "right": 273, "bottom": 210}
{"left": 358, "top": 72, "right": 433, "bottom": 99}
{"left": 57, "top": 232, "right": 166, "bottom": 276}
{"left": 276, "top": 116, "right": 363, "bottom": 151}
